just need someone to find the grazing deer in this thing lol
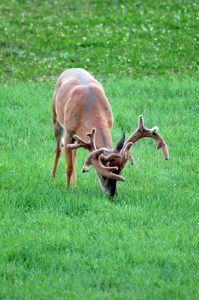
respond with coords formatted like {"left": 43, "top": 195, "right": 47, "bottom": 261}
{"left": 52, "top": 68, "right": 169, "bottom": 197}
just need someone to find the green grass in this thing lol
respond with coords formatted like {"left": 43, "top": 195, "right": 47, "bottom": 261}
{"left": 1, "top": 0, "right": 199, "bottom": 298}
{"left": 1, "top": 0, "right": 199, "bottom": 81}
{"left": 0, "top": 76, "right": 199, "bottom": 299}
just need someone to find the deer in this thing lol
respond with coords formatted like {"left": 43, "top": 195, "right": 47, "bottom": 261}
{"left": 52, "top": 68, "right": 169, "bottom": 197}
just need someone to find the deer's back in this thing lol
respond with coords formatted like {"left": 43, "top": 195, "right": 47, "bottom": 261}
{"left": 53, "top": 68, "right": 113, "bottom": 135}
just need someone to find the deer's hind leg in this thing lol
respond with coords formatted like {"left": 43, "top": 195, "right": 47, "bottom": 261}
{"left": 52, "top": 121, "right": 64, "bottom": 179}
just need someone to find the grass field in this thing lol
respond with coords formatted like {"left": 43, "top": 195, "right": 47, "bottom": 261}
{"left": 1, "top": 0, "right": 199, "bottom": 299}
{"left": 1, "top": 76, "right": 199, "bottom": 299}
{"left": 1, "top": 0, "right": 198, "bottom": 81}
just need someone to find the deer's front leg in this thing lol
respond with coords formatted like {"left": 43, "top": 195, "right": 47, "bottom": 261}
{"left": 64, "top": 134, "right": 75, "bottom": 191}
{"left": 71, "top": 150, "right": 77, "bottom": 184}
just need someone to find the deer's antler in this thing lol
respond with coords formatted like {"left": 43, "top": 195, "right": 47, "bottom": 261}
{"left": 82, "top": 150, "right": 125, "bottom": 182}
{"left": 124, "top": 115, "right": 169, "bottom": 160}
{"left": 67, "top": 128, "right": 125, "bottom": 182}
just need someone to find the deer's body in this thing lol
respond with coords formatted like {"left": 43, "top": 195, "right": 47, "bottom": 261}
{"left": 53, "top": 69, "right": 113, "bottom": 147}
{"left": 52, "top": 68, "right": 114, "bottom": 190}
{"left": 52, "top": 68, "right": 169, "bottom": 196}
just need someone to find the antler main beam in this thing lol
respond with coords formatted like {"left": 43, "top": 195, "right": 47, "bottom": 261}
{"left": 125, "top": 115, "right": 169, "bottom": 160}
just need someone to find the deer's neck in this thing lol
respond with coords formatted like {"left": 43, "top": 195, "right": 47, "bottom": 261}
{"left": 94, "top": 125, "right": 113, "bottom": 149}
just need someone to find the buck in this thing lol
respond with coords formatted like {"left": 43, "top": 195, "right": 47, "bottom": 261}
{"left": 52, "top": 68, "right": 169, "bottom": 197}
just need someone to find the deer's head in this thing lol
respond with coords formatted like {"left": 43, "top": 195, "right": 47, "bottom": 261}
{"left": 67, "top": 116, "right": 169, "bottom": 197}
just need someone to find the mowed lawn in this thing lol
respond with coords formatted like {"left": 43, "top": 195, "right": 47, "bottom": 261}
{"left": 0, "top": 76, "right": 198, "bottom": 299}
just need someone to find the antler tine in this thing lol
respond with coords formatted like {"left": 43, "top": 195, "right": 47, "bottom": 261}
{"left": 67, "top": 127, "right": 97, "bottom": 151}
{"left": 116, "top": 141, "right": 135, "bottom": 167}
{"left": 139, "top": 115, "right": 144, "bottom": 129}
{"left": 120, "top": 142, "right": 134, "bottom": 162}
{"left": 125, "top": 115, "right": 169, "bottom": 160}
{"left": 86, "top": 128, "right": 96, "bottom": 151}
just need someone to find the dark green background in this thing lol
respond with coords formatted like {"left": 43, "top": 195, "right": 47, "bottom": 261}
{"left": 1, "top": 0, "right": 198, "bottom": 82}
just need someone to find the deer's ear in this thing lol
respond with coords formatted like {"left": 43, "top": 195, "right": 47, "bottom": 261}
{"left": 115, "top": 133, "right": 125, "bottom": 152}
